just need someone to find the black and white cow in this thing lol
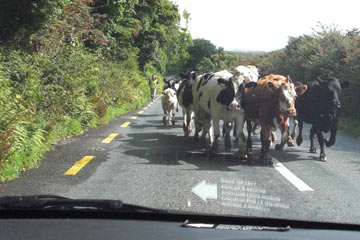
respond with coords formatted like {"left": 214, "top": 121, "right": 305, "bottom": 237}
{"left": 295, "top": 76, "right": 350, "bottom": 161}
{"left": 177, "top": 71, "right": 198, "bottom": 137}
{"left": 164, "top": 78, "right": 182, "bottom": 91}
{"left": 192, "top": 70, "right": 255, "bottom": 157}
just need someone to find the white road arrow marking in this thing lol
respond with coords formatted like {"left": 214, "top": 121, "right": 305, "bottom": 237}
{"left": 191, "top": 180, "right": 218, "bottom": 202}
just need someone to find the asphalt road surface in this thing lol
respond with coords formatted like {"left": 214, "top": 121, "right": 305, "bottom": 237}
{"left": 1, "top": 97, "right": 360, "bottom": 224}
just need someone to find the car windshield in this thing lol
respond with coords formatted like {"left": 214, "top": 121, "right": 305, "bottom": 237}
{"left": 1, "top": 0, "right": 360, "bottom": 225}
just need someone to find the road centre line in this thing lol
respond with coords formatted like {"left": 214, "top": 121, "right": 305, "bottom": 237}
{"left": 120, "top": 121, "right": 131, "bottom": 128}
{"left": 101, "top": 133, "right": 118, "bottom": 144}
{"left": 138, "top": 110, "right": 144, "bottom": 114}
{"left": 272, "top": 159, "right": 314, "bottom": 192}
{"left": 143, "top": 107, "right": 148, "bottom": 110}
{"left": 130, "top": 116, "right": 137, "bottom": 119}
{"left": 64, "top": 156, "right": 95, "bottom": 176}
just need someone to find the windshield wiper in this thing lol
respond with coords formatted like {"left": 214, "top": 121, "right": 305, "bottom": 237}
{"left": 0, "top": 195, "right": 167, "bottom": 213}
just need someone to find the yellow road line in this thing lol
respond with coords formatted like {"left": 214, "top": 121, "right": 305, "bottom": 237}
{"left": 101, "top": 133, "right": 118, "bottom": 144}
{"left": 143, "top": 107, "right": 148, "bottom": 110}
{"left": 130, "top": 116, "right": 138, "bottom": 119}
{"left": 120, "top": 121, "right": 131, "bottom": 128}
{"left": 138, "top": 110, "right": 144, "bottom": 114}
{"left": 64, "top": 156, "right": 95, "bottom": 176}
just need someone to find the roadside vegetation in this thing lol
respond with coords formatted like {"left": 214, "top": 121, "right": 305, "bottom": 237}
{"left": 0, "top": 1, "right": 359, "bottom": 182}
{"left": 0, "top": 0, "right": 191, "bottom": 181}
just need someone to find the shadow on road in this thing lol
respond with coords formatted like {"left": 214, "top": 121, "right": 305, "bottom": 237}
{"left": 118, "top": 131, "right": 306, "bottom": 171}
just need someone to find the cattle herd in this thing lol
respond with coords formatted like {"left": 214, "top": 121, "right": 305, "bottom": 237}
{"left": 160, "top": 66, "right": 350, "bottom": 164}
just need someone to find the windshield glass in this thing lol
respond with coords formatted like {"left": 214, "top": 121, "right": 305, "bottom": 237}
{"left": 1, "top": 0, "right": 360, "bottom": 225}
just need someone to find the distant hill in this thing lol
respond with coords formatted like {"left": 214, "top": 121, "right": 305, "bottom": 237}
{"left": 225, "top": 49, "right": 267, "bottom": 56}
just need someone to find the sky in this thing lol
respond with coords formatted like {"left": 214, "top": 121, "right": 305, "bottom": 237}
{"left": 171, "top": 0, "right": 360, "bottom": 52}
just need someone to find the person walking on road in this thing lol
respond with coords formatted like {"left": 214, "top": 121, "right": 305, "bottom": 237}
{"left": 149, "top": 74, "right": 158, "bottom": 101}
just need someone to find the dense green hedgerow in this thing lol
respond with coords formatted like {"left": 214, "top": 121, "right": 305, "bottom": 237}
{"left": 0, "top": 0, "right": 189, "bottom": 182}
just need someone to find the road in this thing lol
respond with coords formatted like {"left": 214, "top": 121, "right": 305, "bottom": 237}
{"left": 1, "top": 97, "right": 360, "bottom": 224}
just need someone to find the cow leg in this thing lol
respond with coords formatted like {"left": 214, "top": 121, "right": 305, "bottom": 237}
{"left": 309, "top": 127, "right": 317, "bottom": 153}
{"left": 260, "top": 130, "right": 265, "bottom": 156}
{"left": 194, "top": 115, "right": 202, "bottom": 142}
{"left": 163, "top": 108, "right": 168, "bottom": 126}
{"left": 246, "top": 119, "right": 253, "bottom": 154}
{"left": 186, "top": 111, "right": 193, "bottom": 136}
{"left": 316, "top": 130, "right": 326, "bottom": 161}
{"left": 287, "top": 118, "right": 297, "bottom": 147}
{"left": 182, "top": 109, "right": 188, "bottom": 136}
{"left": 167, "top": 109, "right": 172, "bottom": 125}
{"left": 296, "top": 120, "right": 304, "bottom": 146}
{"left": 325, "top": 120, "right": 338, "bottom": 147}
{"left": 171, "top": 109, "right": 176, "bottom": 126}
{"left": 235, "top": 116, "right": 247, "bottom": 159}
{"left": 290, "top": 118, "right": 298, "bottom": 140}
{"left": 210, "top": 118, "right": 220, "bottom": 153}
{"left": 275, "top": 121, "right": 288, "bottom": 151}
{"left": 224, "top": 122, "right": 232, "bottom": 149}
{"left": 260, "top": 127, "right": 272, "bottom": 165}
{"left": 233, "top": 121, "right": 237, "bottom": 137}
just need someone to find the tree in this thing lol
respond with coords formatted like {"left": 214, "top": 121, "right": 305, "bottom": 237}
{"left": 183, "top": 38, "right": 218, "bottom": 71}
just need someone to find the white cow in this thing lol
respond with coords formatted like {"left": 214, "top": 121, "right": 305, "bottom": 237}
{"left": 233, "top": 65, "right": 260, "bottom": 83}
{"left": 161, "top": 88, "right": 178, "bottom": 126}
{"left": 192, "top": 70, "right": 252, "bottom": 158}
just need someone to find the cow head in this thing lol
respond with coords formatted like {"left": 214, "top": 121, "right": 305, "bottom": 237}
{"left": 216, "top": 77, "right": 257, "bottom": 111}
{"left": 163, "top": 88, "right": 177, "bottom": 106}
{"left": 233, "top": 65, "right": 259, "bottom": 83}
{"left": 267, "top": 81, "right": 298, "bottom": 116}
{"left": 317, "top": 76, "right": 350, "bottom": 126}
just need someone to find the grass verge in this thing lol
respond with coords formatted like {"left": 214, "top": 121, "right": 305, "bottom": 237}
{"left": 338, "top": 116, "right": 360, "bottom": 138}
{"left": 0, "top": 97, "right": 149, "bottom": 182}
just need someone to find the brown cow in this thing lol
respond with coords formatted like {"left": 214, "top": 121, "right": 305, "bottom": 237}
{"left": 243, "top": 74, "right": 307, "bottom": 164}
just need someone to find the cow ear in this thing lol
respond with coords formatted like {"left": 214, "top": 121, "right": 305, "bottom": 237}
{"left": 245, "top": 82, "right": 257, "bottom": 89}
{"left": 340, "top": 81, "right": 350, "bottom": 89}
{"left": 295, "top": 85, "right": 307, "bottom": 96}
{"left": 267, "top": 81, "right": 277, "bottom": 92}
{"left": 191, "top": 71, "right": 197, "bottom": 80}
{"left": 217, "top": 78, "right": 229, "bottom": 87}
{"left": 286, "top": 75, "right": 293, "bottom": 83}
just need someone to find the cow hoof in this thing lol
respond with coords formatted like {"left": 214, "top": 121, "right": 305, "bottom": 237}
{"left": 296, "top": 137, "right": 303, "bottom": 146}
{"left": 239, "top": 153, "right": 248, "bottom": 160}
{"left": 194, "top": 134, "right": 199, "bottom": 142}
{"left": 275, "top": 144, "right": 283, "bottom": 151}
{"left": 287, "top": 140, "right": 295, "bottom": 147}
{"left": 172, "top": 120, "right": 175, "bottom": 126}
{"left": 224, "top": 137, "right": 231, "bottom": 148}
{"left": 319, "top": 155, "right": 327, "bottom": 162}
{"left": 310, "top": 147, "right": 317, "bottom": 153}
{"left": 211, "top": 144, "right": 219, "bottom": 153}
{"left": 163, "top": 117, "right": 167, "bottom": 126}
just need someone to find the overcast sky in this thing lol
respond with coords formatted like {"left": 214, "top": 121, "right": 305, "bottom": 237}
{"left": 171, "top": 0, "right": 359, "bottom": 51}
